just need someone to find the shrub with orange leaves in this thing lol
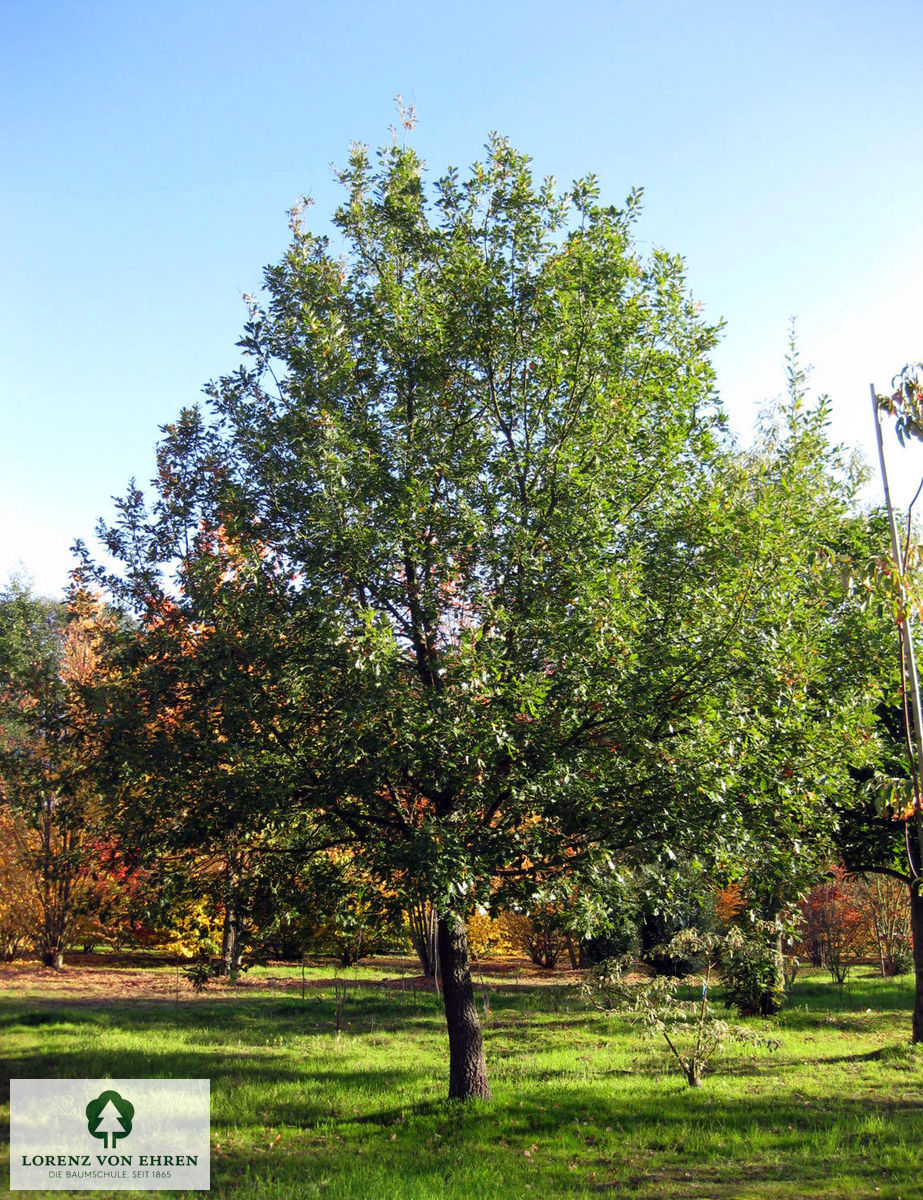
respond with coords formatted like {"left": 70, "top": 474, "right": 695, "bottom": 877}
{"left": 714, "top": 882, "right": 745, "bottom": 928}
{"left": 800, "top": 867, "right": 870, "bottom": 983}
{"left": 0, "top": 581, "right": 120, "bottom": 967}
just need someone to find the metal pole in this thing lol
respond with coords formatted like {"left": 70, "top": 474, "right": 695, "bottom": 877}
{"left": 871, "top": 383, "right": 923, "bottom": 865}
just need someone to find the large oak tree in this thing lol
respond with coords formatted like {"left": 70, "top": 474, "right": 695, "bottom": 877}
{"left": 83, "top": 132, "right": 883, "bottom": 1099}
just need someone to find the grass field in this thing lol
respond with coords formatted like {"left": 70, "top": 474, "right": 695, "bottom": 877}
{"left": 2, "top": 958, "right": 923, "bottom": 1199}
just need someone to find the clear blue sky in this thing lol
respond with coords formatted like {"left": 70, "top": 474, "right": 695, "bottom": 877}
{"left": 3, "top": 0, "right": 922, "bottom": 597}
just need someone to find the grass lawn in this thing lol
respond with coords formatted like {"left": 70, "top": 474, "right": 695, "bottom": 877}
{"left": 2, "top": 959, "right": 922, "bottom": 1198}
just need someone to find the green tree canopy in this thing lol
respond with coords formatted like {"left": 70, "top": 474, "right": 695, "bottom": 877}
{"left": 81, "top": 131, "right": 885, "bottom": 1099}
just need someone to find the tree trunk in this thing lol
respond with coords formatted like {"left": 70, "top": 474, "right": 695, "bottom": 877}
{"left": 230, "top": 913, "right": 244, "bottom": 979}
{"left": 220, "top": 864, "right": 242, "bottom": 979}
{"left": 40, "top": 900, "right": 67, "bottom": 969}
{"left": 773, "top": 920, "right": 786, "bottom": 1003}
{"left": 39, "top": 881, "right": 69, "bottom": 970}
{"left": 871, "top": 900, "right": 887, "bottom": 977}
{"left": 219, "top": 901, "right": 232, "bottom": 976}
{"left": 909, "top": 882, "right": 923, "bottom": 1043}
{"left": 437, "top": 911, "right": 492, "bottom": 1101}
{"left": 408, "top": 899, "right": 438, "bottom": 977}
{"left": 37, "top": 801, "right": 73, "bottom": 970}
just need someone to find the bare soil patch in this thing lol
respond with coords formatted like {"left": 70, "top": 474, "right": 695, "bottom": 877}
{"left": 0, "top": 953, "right": 582, "bottom": 1004}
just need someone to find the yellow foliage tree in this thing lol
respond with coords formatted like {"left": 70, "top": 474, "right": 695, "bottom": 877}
{"left": 0, "top": 805, "right": 39, "bottom": 960}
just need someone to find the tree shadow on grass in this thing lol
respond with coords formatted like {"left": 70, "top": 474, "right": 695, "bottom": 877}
{"left": 3, "top": 1035, "right": 922, "bottom": 1197}
{"left": 197, "top": 1082, "right": 923, "bottom": 1199}
{"left": 776, "top": 1006, "right": 900, "bottom": 1034}
{"left": 0, "top": 1050, "right": 423, "bottom": 1140}
{"left": 0, "top": 995, "right": 448, "bottom": 1039}
{"left": 0, "top": 1007, "right": 106, "bottom": 1028}
{"left": 4, "top": 991, "right": 922, "bottom": 1198}
{"left": 787, "top": 974, "right": 913, "bottom": 1012}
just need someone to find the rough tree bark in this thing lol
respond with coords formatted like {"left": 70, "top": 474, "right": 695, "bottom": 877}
{"left": 437, "top": 910, "right": 492, "bottom": 1100}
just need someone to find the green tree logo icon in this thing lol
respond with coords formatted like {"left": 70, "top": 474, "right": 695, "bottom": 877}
{"left": 85, "top": 1090, "right": 135, "bottom": 1149}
